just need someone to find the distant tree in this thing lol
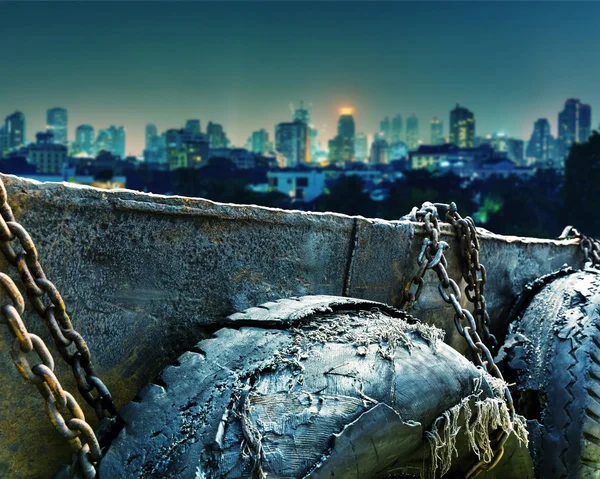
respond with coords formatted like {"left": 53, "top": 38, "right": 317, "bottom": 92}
{"left": 563, "top": 131, "right": 600, "bottom": 236}
{"left": 315, "top": 175, "right": 376, "bottom": 217}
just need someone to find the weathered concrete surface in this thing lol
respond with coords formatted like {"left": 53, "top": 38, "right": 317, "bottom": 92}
{"left": 0, "top": 174, "right": 582, "bottom": 477}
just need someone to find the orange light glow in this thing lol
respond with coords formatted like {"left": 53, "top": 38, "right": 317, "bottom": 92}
{"left": 339, "top": 107, "right": 354, "bottom": 116}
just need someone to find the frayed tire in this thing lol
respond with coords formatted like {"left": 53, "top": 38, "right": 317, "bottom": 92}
{"left": 99, "top": 296, "right": 528, "bottom": 478}
{"left": 500, "top": 269, "right": 600, "bottom": 478}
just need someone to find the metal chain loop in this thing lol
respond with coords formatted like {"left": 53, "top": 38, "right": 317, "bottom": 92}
{"left": 0, "top": 178, "right": 117, "bottom": 420}
{"left": 402, "top": 201, "right": 515, "bottom": 478}
{"left": 559, "top": 225, "right": 600, "bottom": 268}
{"left": 0, "top": 272, "right": 100, "bottom": 478}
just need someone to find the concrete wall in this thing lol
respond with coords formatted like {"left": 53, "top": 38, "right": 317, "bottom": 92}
{"left": 0, "top": 174, "right": 583, "bottom": 477}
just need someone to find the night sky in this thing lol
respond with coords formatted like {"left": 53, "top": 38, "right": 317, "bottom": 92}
{"left": 1, "top": 1, "right": 599, "bottom": 156}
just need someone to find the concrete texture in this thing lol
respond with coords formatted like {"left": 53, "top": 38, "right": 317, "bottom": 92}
{"left": 0, "top": 174, "right": 583, "bottom": 477}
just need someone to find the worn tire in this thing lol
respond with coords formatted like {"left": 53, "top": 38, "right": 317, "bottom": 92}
{"left": 98, "top": 296, "right": 526, "bottom": 478}
{"left": 500, "top": 269, "right": 600, "bottom": 478}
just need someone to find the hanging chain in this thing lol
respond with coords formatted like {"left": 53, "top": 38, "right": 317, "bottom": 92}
{"left": 0, "top": 177, "right": 120, "bottom": 476}
{"left": 402, "top": 201, "right": 514, "bottom": 478}
{"left": 0, "top": 272, "right": 100, "bottom": 478}
{"left": 0, "top": 178, "right": 117, "bottom": 419}
{"left": 559, "top": 225, "right": 600, "bottom": 267}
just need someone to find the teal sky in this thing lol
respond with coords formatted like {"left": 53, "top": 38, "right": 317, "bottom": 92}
{"left": 1, "top": 1, "right": 599, "bottom": 155}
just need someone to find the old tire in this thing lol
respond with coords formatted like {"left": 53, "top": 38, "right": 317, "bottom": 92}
{"left": 500, "top": 269, "right": 600, "bottom": 478}
{"left": 99, "top": 295, "right": 526, "bottom": 478}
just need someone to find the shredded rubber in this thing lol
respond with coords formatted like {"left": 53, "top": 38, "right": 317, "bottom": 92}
{"left": 424, "top": 381, "right": 529, "bottom": 479}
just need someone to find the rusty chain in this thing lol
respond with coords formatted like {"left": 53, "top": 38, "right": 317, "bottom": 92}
{"left": 402, "top": 201, "right": 514, "bottom": 478}
{"left": 0, "top": 177, "right": 120, "bottom": 477}
{"left": 0, "top": 272, "right": 100, "bottom": 478}
{"left": 559, "top": 225, "right": 600, "bottom": 267}
{"left": 0, "top": 179, "right": 117, "bottom": 420}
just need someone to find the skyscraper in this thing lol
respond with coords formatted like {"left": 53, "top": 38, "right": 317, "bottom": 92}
{"left": 109, "top": 126, "right": 126, "bottom": 158}
{"left": 557, "top": 99, "right": 592, "bottom": 163}
{"left": 329, "top": 108, "right": 355, "bottom": 162}
{"left": 406, "top": 114, "right": 419, "bottom": 150}
{"left": 251, "top": 129, "right": 270, "bottom": 154}
{"left": 145, "top": 124, "right": 158, "bottom": 151}
{"left": 185, "top": 119, "right": 201, "bottom": 135}
{"left": 5, "top": 112, "right": 26, "bottom": 150}
{"left": 354, "top": 133, "right": 368, "bottom": 162}
{"left": 450, "top": 103, "right": 475, "bottom": 148}
{"left": 430, "top": 117, "right": 444, "bottom": 145}
{"left": 526, "top": 119, "right": 555, "bottom": 166}
{"left": 293, "top": 101, "right": 310, "bottom": 124}
{"left": 370, "top": 135, "right": 389, "bottom": 165}
{"left": 275, "top": 120, "right": 310, "bottom": 167}
{"left": 391, "top": 114, "right": 403, "bottom": 143}
{"left": 75, "top": 125, "right": 95, "bottom": 156}
{"left": 46, "top": 107, "right": 68, "bottom": 145}
{"left": 207, "top": 122, "right": 229, "bottom": 149}
{"left": 380, "top": 117, "right": 391, "bottom": 145}
{"left": 0, "top": 126, "right": 6, "bottom": 156}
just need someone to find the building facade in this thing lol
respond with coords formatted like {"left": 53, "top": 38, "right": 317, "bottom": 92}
{"left": 276, "top": 121, "right": 310, "bottom": 167}
{"left": 46, "top": 108, "right": 68, "bottom": 145}
{"left": 207, "top": 122, "right": 229, "bottom": 149}
{"left": 28, "top": 131, "right": 68, "bottom": 174}
{"left": 75, "top": 125, "right": 95, "bottom": 156}
{"left": 406, "top": 114, "right": 419, "bottom": 150}
{"left": 450, "top": 103, "right": 475, "bottom": 148}
{"left": 557, "top": 99, "right": 592, "bottom": 164}
{"left": 329, "top": 109, "right": 356, "bottom": 163}
{"left": 5, "top": 111, "right": 26, "bottom": 151}
{"left": 354, "top": 133, "right": 368, "bottom": 162}
{"left": 430, "top": 116, "right": 444, "bottom": 145}
{"left": 391, "top": 114, "right": 403, "bottom": 144}
{"left": 251, "top": 129, "right": 270, "bottom": 154}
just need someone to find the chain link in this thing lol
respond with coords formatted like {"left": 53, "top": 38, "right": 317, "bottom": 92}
{"left": 559, "top": 225, "right": 600, "bottom": 267}
{"left": 0, "top": 177, "right": 121, "bottom": 477}
{"left": 0, "top": 272, "right": 100, "bottom": 478}
{"left": 0, "top": 178, "right": 117, "bottom": 420}
{"left": 402, "top": 201, "right": 515, "bottom": 478}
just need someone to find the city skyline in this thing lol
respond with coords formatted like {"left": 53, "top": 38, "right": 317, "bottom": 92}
{"left": 1, "top": 2, "right": 599, "bottom": 154}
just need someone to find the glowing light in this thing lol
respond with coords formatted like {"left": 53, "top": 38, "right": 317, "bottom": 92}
{"left": 339, "top": 107, "right": 354, "bottom": 116}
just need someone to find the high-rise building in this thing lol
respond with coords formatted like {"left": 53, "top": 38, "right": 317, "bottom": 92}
{"left": 5, "top": 112, "right": 26, "bottom": 150}
{"left": 370, "top": 136, "right": 389, "bottom": 165}
{"left": 75, "top": 125, "right": 95, "bottom": 156}
{"left": 95, "top": 126, "right": 125, "bottom": 158}
{"left": 185, "top": 119, "right": 201, "bottom": 135}
{"left": 430, "top": 117, "right": 444, "bottom": 145}
{"left": 0, "top": 126, "right": 6, "bottom": 156}
{"left": 109, "top": 126, "right": 126, "bottom": 159}
{"left": 95, "top": 129, "right": 112, "bottom": 155}
{"left": 450, "top": 103, "right": 475, "bottom": 148}
{"left": 406, "top": 114, "right": 419, "bottom": 150}
{"left": 46, "top": 108, "right": 68, "bottom": 145}
{"left": 380, "top": 117, "right": 391, "bottom": 145}
{"left": 207, "top": 122, "right": 229, "bottom": 149}
{"left": 28, "top": 131, "right": 68, "bottom": 174}
{"left": 354, "top": 133, "right": 368, "bottom": 162}
{"left": 145, "top": 124, "right": 158, "bottom": 151}
{"left": 391, "top": 114, "right": 403, "bottom": 143}
{"left": 557, "top": 99, "right": 592, "bottom": 163}
{"left": 526, "top": 119, "right": 555, "bottom": 166}
{"left": 329, "top": 108, "right": 356, "bottom": 163}
{"left": 293, "top": 101, "right": 310, "bottom": 124}
{"left": 251, "top": 129, "right": 270, "bottom": 154}
{"left": 310, "top": 126, "right": 318, "bottom": 161}
{"left": 275, "top": 120, "right": 310, "bottom": 167}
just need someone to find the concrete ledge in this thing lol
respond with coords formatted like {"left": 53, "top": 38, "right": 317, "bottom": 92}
{"left": 0, "top": 174, "right": 582, "bottom": 477}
